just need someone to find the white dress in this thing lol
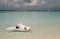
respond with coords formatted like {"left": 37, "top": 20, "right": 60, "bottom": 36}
{"left": 6, "top": 23, "right": 30, "bottom": 31}
{"left": 17, "top": 23, "right": 26, "bottom": 31}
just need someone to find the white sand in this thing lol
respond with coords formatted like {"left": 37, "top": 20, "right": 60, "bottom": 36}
{"left": 0, "top": 25, "right": 60, "bottom": 39}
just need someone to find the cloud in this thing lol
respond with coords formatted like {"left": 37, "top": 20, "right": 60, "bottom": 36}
{"left": 0, "top": 0, "right": 24, "bottom": 8}
{"left": 0, "top": 0, "right": 46, "bottom": 7}
{"left": 41, "top": 1, "right": 46, "bottom": 5}
{"left": 0, "top": 0, "right": 60, "bottom": 10}
{"left": 24, "top": 0, "right": 47, "bottom": 7}
{"left": 3, "top": 0, "right": 8, "bottom": 4}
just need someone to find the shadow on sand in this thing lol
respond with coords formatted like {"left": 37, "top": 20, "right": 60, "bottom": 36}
{"left": 11, "top": 30, "right": 32, "bottom": 33}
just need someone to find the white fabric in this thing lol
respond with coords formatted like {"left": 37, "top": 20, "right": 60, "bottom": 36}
{"left": 6, "top": 23, "right": 30, "bottom": 31}
{"left": 6, "top": 26, "right": 30, "bottom": 31}
{"left": 6, "top": 27, "right": 16, "bottom": 30}
{"left": 17, "top": 23, "right": 26, "bottom": 30}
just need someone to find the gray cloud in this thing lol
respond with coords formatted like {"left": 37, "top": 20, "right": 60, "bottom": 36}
{"left": 0, "top": 0, "right": 60, "bottom": 10}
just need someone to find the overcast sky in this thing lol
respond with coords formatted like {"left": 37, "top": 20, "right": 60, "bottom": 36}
{"left": 0, "top": 0, "right": 60, "bottom": 10}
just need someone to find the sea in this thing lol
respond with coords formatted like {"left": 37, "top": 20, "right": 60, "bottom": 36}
{"left": 0, "top": 11, "right": 60, "bottom": 39}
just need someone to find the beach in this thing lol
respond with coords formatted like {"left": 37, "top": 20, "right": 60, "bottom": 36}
{"left": 0, "top": 11, "right": 60, "bottom": 39}
{"left": 0, "top": 24, "right": 60, "bottom": 39}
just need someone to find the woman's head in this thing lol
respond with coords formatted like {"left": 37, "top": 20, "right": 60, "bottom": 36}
{"left": 16, "top": 26, "right": 19, "bottom": 29}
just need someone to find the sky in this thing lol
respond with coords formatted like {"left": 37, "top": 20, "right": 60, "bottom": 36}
{"left": 0, "top": 0, "right": 60, "bottom": 10}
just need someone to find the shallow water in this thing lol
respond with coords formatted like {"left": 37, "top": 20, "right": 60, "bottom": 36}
{"left": 0, "top": 11, "right": 60, "bottom": 39}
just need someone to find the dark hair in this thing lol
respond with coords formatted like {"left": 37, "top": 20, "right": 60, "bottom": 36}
{"left": 16, "top": 26, "right": 19, "bottom": 29}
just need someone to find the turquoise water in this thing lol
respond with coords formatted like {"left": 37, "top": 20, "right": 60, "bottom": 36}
{"left": 0, "top": 11, "right": 60, "bottom": 39}
{"left": 0, "top": 11, "right": 60, "bottom": 29}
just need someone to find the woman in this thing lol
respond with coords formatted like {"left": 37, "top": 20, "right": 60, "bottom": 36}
{"left": 16, "top": 23, "right": 28, "bottom": 32}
